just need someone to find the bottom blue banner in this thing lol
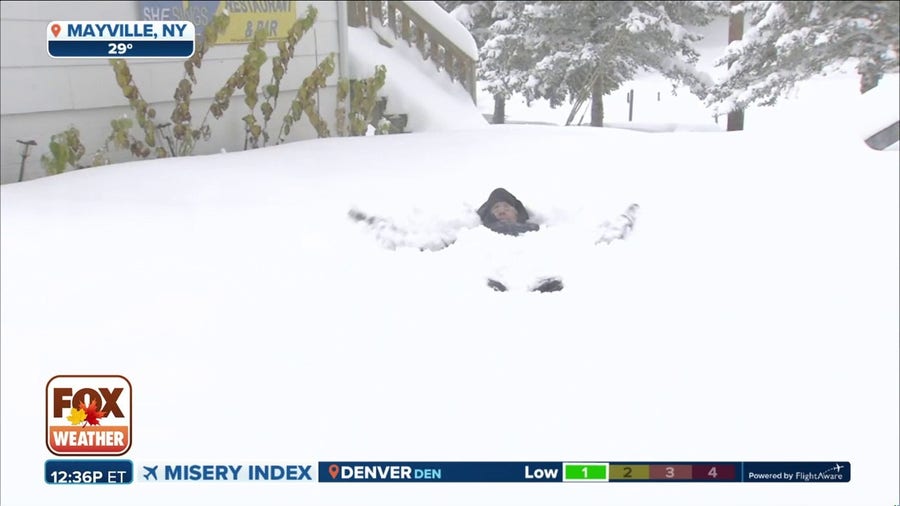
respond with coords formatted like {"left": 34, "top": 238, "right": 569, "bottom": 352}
{"left": 317, "top": 461, "right": 850, "bottom": 483}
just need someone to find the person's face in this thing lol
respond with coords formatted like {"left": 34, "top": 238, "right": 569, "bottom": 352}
{"left": 491, "top": 201, "right": 518, "bottom": 223}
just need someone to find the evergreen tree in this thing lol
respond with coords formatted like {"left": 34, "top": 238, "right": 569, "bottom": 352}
{"left": 438, "top": 1, "right": 527, "bottom": 123}
{"left": 479, "top": 1, "right": 537, "bottom": 123}
{"left": 707, "top": 1, "right": 900, "bottom": 114}
{"left": 520, "top": 1, "right": 724, "bottom": 126}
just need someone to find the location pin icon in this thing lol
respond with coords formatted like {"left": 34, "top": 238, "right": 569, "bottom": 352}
{"left": 50, "top": 24, "right": 61, "bottom": 37}
{"left": 328, "top": 464, "right": 339, "bottom": 479}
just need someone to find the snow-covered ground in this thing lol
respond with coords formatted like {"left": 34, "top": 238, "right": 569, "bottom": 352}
{"left": 3, "top": 13, "right": 900, "bottom": 504}
{"left": 2, "top": 60, "right": 898, "bottom": 504}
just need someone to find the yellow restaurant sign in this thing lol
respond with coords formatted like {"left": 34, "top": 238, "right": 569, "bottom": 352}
{"left": 140, "top": 1, "right": 298, "bottom": 43}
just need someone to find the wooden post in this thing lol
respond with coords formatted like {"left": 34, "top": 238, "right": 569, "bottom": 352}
{"left": 401, "top": 14, "right": 411, "bottom": 43}
{"left": 445, "top": 51, "right": 455, "bottom": 81}
{"left": 369, "top": 0, "right": 382, "bottom": 27}
{"left": 347, "top": 1, "right": 364, "bottom": 27}
{"left": 415, "top": 26, "right": 426, "bottom": 57}
{"left": 387, "top": 4, "right": 397, "bottom": 37}
{"left": 465, "top": 59, "right": 477, "bottom": 105}
{"left": 430, "top": 38, "right": 441, "bottom": 67}
{"left": 727, "top": 0, "right": 745, "bottom": 131}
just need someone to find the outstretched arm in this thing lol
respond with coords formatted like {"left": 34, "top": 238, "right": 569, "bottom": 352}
{"left": 595, "top": 204, "right": 639, "bottom": 245}
{"left": 348, "top": 208, "right": 460, "bottom": 252}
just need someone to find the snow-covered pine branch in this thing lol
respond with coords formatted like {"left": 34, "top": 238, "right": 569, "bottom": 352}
{"left": 707, "top": 1, "right": 900, "bottom": 114}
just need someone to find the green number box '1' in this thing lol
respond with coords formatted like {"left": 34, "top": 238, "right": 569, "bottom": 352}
{"left": 563, "top": 463, "right": 609, "bottom": 482}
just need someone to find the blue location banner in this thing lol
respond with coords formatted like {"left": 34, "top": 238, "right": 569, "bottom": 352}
{"left": 48, "top": 40, "right": 194, "bottom": 58}
{"left": 743, "top": 462, "right": 850, "bottom": 482}
{"left": 45, "top": 459, "right": 133, "bottom": 485}
{"left": 320, "top": 462, "right": 564, "bottom": 483}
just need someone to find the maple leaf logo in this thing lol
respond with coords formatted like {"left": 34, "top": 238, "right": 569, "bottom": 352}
{"left": 67, "top": 407, "right": 86, "bottom": 426}
{"left": 81, "top": 400, "right": 107, "bottom": 426}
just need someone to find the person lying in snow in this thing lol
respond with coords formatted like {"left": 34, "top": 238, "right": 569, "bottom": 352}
{"left": 474, "top": 188, "right": 560, "bottom": 292}
{"left": 348, "top": 187, "right": 639, "bottom": 292}
{"left": 476, "top": 187, "right": 541, "bottom": 237}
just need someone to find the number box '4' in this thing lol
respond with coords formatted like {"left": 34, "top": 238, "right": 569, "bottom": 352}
{"left": 693, "top": 464, "right": 736, "bottom": 480}
{"left": 563, "top": 463, "right": 609, "bottom": 482}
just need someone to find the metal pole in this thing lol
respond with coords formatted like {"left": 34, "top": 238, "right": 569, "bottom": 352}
{"left": 16, "top": 139, "right": 36, "bottom": 182}
{"left": 628, "top": 89, "right": 634, "bottom": 122}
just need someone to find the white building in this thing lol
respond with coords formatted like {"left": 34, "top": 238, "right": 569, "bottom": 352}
{"left": 0, "top": 0, "right": 478, "bottom": 183}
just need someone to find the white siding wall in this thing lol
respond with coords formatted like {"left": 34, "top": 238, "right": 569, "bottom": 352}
{"left": 0, "top": 1, "right": 344, "bottom": 183}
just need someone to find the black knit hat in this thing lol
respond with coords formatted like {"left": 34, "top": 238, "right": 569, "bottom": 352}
{"left": 477, "top": 188, "right": 530, "bottom": 225}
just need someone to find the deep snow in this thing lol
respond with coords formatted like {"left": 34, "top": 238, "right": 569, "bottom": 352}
{"left": 2, "top": 115, "right": 897, "bottom": 505}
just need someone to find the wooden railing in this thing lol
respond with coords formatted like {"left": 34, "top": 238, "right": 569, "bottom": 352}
{"left": 348, "top": 1, "right": 478, "bottom": 105}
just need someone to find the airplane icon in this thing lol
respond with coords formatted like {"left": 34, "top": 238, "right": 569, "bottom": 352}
{"left": 143, "top": 465, "right": 158, "bottom": 480}
{"left": 822, "top": 463, "right": 845, "bottom": 474}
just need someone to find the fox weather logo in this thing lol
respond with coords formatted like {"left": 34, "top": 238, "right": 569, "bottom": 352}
{"left": 46, "top": 375, "right": 132, "bottom": 456}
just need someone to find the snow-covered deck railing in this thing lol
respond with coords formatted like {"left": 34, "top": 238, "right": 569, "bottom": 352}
{"left": 348, "top": 0, "right": 478, "bottom": 104}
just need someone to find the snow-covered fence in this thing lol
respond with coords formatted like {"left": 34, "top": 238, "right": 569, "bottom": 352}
{"left": 348, "top": 0, "right": 478, "bottom": 104}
